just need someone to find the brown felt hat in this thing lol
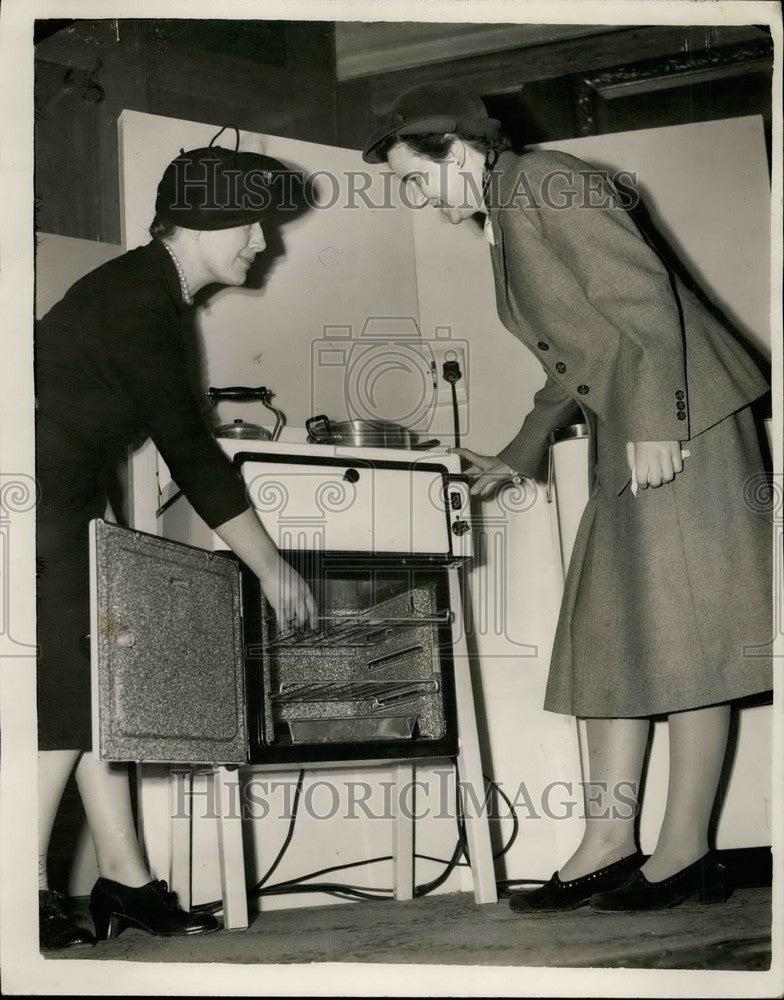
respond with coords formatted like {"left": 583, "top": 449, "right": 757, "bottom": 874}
{"left": 362, "top": 84, "right": 500, "bottom": 163}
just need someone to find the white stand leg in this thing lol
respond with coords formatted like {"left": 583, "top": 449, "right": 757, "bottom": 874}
{"left": 393, "top": 762, "right": 415, "bottom": 900}
{"left": 214, "top": 766, "right": 249, "bottom": 930}
{"left": 448, "top": 569, "right": 498, "bottom": 904}
{"left": 168, "top": 766, "right": 192, "bottom": 911}
{"left": 136, "top": 765, "right": 172, "bottom": 882}
{"left": 134, "top": 763, "right": 149, "bottom": 867}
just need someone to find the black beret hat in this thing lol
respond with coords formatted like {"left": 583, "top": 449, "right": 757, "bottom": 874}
{"left": 155, "top": 126, "right": 293, "bottom": 230}
{"left": 362, "top": 83, "right": 500, "bottom": 164}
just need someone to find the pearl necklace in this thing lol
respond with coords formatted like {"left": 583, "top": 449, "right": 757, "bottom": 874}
{"left": 161, "top": 242, "right": 194, "bottom": 306}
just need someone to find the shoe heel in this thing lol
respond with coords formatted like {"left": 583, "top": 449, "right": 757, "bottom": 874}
{"left": 698, "top": 881, "right": 731, "bottom": 904}
{"left": 89, "top": 902, "right": 123, "bottom": 941}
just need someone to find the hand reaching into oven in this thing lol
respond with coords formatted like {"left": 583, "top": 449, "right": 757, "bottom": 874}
{"left": 454, "top": 447, "right": 521, "bottom": 499}
{"left": 213, "top": 507, "right": 318, "bottom": 631}
{"left": 258, "top": 556, "right": 319, "bottom": 634}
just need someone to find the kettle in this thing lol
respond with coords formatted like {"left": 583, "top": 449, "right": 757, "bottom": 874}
{"left": 207, "top": 386, "right": 285, "bottom": 441}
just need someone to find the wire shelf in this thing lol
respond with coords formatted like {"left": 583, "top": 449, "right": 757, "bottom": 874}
{"left": 274, "top": 678, "right": 440, "bottom": 708}
{"left": 270, "top": 609, "right": 453, "bottom": 649}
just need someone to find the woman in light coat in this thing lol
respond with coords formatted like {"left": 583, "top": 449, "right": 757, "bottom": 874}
{"left": 362, "top": 84, "right": 772, "bottom": 912}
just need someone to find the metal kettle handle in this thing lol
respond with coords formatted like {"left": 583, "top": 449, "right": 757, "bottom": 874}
{"left": 206, "top": 386, "right": 269, "bottom": 402}
{"left": 261, "top": 394, "right": 286, "bottom": 442}
{"left": 207, "top": 386, "right": 285, "bottom": 441}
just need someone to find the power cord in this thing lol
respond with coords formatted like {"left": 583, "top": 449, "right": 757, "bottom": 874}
{"left": 192, "top": 762, "right": 528, "bottom": 912}
{"left": 442, "top": 359, "right": 462, "bottom": 448}
{"left": 255, "top": 769, "right": 305, "bottom": 891}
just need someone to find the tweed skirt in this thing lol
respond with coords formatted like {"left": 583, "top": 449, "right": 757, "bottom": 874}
{"left": 545, "top": 406, "right": 773, "bottom": 718}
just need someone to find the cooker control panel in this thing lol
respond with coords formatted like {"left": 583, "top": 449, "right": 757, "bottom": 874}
{"left": 443, "top": 476, "right": 473, "bottom": 558}
{"left": 234, "top": 455, "right": 474, "bottom": 557}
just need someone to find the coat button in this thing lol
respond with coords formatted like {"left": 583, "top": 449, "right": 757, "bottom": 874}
{"left": 675, "top": 390, "right": 685, "bottom": 400}
{"left": 676, "top": 400, "right": 686, "bottom": 411}
{"left": 537, "top": 341, "right": 550, "bottom": 351}
{"left": 577, "top": 384, "right": 590, "bottom": 395}
{"left": 677, "top": 412, "right": 687, "bottom": 421}
{"left": 555, "top": 362, "right": 566, "bottom": 374}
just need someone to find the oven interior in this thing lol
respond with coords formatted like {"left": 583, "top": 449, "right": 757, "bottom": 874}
{"left": 243, "top": 557, "right": 459, "bottom": 759}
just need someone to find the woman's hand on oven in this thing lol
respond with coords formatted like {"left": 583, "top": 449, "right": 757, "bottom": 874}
{"left": 259, "top": 557, "right": 319, "bottom": 633}
{"left": 626, "top": 440, "right": 684, "bottom": 491}
{"left": 454, "top": 447, "right": 519, "bottom": 498}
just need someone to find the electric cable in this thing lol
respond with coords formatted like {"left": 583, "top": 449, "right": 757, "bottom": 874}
{"left": 192, "top": 760, "right": 523, "bottom": 913}
{"left": 255, "top": 768, "right": 305, "bottom": 891}
{"left": 488, "top": 771, "right": 519, "bottom": 861}
{"left": 458, "top": 770, "right": 520, "bottom": 869}
{"left": 443, "top": 361, "right": 463, "bottom": 448}
{"left": 442, "top": 359, "right": 462, "bottom": 447}
{"left": 450, "top": 383, "right": 461, "bottom": 448}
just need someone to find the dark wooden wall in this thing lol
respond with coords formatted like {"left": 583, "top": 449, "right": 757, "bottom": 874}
{"left": 337, "top": 24, "right": 773, "bottom": 159}
{"left": 35, "top": 20, "right": 773, "bottom": 245}
{"left": 35, "top": 19, "right": 337, "bottom": 243}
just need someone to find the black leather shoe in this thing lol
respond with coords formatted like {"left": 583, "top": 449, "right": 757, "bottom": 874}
{"left": 39, "top": 889, "right": 96, "bottom": 949}
{"left": 590, "top": 853, "right": 731, "bottom": 911}
{"left": 509, "top": 851, "right": 644, "bottom": 913}
{"left": 89, "top": 878, "right": 221, "bottom": 940}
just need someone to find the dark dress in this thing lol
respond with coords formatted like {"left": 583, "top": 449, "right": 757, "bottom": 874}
{"left": 35, "top": 240, "right": 250, "bottom": 750}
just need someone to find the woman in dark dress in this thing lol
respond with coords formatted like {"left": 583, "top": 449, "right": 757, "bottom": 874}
{"left": 36, "top": 132, "right": 316, "bottom": 947}
{"left": 362, "top": 85, "right": 772, "bottom": 913}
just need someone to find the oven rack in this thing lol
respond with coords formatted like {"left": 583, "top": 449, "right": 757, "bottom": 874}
{"left": 273, "top": 678, "right": 440, "bottom": 708}
{"left": 270, "top": 609, "right": 453, "bottom": 649}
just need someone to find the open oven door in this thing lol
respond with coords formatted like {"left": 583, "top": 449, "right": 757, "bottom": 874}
{"left": 89, "top": 519, "right": 249, "bottom": 764}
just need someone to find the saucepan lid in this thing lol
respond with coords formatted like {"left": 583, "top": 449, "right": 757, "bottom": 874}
{"left": 214, "top": 418, "right": 273, "bottom": 440}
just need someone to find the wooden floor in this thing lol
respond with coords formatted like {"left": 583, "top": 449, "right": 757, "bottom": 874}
{"left": 53, "top": 886, "right": 772, "bottom": 970}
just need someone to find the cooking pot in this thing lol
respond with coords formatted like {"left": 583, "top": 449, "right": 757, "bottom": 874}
{"left": 306, "top": 415, "right": 439, "bottom": 450}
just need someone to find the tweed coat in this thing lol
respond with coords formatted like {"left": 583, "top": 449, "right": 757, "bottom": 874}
{"left": 484, "top": 149, "right": 772, "bottom": 716}
{"left": 490, "top": 150, "right": 769, "bottom": 492}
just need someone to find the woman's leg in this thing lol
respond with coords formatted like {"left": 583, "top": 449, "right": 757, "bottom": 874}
{"left": 641, "top": 702, "right": 731, "bottom": 881}
{"left": 558, "top": 716, "right": 650, "bottom": 880}
{"left": 38, "top": 750, "right": 81, "bottom": 889}
{"left": 74, "top": 753, "right": 151, "bottom": 887}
